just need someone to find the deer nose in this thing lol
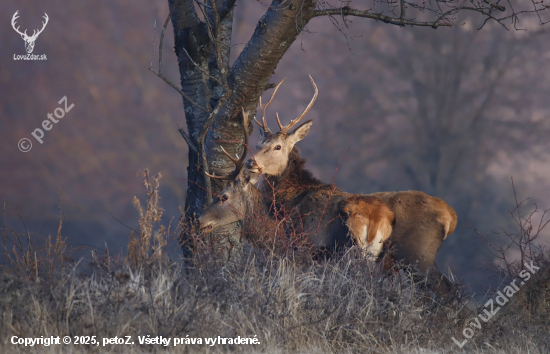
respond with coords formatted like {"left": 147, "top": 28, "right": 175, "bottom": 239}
{"left": 246, "top": 159, "right": 261, "bottom": 173}
{"left": 246, "top": 159, "right": 257, "bottom": 170}
{"left": 198, "top": 217, "right": 214, "bottom": 233}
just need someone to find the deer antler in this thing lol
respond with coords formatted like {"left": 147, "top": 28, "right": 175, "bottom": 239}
{"left": 30, "top": 13, "right": 49, "bottom": 39}
{"left": 11, "top": 11, "right": 49, "bottom": 39}
{"left": 254, "top": 78, "right": 286, "bottom": 133}
{"left": 279, "top": 75, "right": 318, "bottom": 134}
{"left": 205, "top": 108, "right": 250, "bottom": 180}
{"left": 11, "top": 11, "right": 26, "bottom": 37}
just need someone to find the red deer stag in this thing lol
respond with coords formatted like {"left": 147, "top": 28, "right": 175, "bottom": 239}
{"left": 199, "top": 109, "right": 395, "bottom": 257}
{"left": 198, "top": 109, "right": 272, "bottom": 242}
{"left": 246, "top": 76, "right": 457, "bottom": 294}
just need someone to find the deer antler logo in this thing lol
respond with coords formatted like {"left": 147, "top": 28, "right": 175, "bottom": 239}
{"left": 11, "top": 11, "right": 49, "bottom": 54}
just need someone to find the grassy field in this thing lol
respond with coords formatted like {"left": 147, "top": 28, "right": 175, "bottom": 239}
{"left": 2, "top": 172, "right": 549, "bottom": 353}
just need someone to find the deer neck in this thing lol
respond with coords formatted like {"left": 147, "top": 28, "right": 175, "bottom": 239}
{"left": 242, "top": 185, "right": 276, "bottom": 239}
{"left": 263, "top": 147, "right": 324, "bottom": 204}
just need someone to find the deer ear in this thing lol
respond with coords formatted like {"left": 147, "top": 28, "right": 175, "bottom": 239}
{"left": 288, "top": 120, "right": 313, "bottom": 145}
{"left": 258, "top": 126, "right": 267, "bottom": 141}
{"left": 258, "top": 125, "right": 273, "bottom": 143}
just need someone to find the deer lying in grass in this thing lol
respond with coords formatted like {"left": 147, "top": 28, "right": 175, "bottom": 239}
{"left": 199, "top": 110, "right": 395, "bottom": 257}
{"left": 197, "top": 111, "right": 271, "bottom": 242}
{"left": 246, "top": 76, "right": 457, "bottom": 295}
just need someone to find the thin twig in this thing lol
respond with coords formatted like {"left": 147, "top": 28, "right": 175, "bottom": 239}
{"left": 149, "top": 12, "right": 209, "bottom": 113}
{"left": 148, "top": 68, "right": 209, "bottom": 113}
{"left": 199, "top": 91, "right": 233, "bottom": 204}
{"left": 3, "top": 199, "right": 7, "bottom": 267}
{"left": 194, "top": 0, "right": 235, "bottom": 202}
{"left": 179, "top": 45, "right": 223, "bottom": 85}
{"left": 312, "top": 7, "right": 452, "bottom": 27}
{"left": 178, "top": 127, "right": 199, "bottom": 153}
{"left": 150, "top": 19, "right": 157, "bottom": 69}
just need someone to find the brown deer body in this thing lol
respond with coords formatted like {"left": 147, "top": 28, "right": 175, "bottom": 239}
{"left": 246, "top": 76, "right": 457, "bottom": 294}
{"left": 198, "top": 110, "right": 395, "bottom": 256}
{"left": 369, "top": 191, "right": 456, "bottom": 272}
{"left": 258, "top": 148, "right": 456, "bottom": 270}
{"left": 262, "top": 147, "right": 394, "bottom": 255}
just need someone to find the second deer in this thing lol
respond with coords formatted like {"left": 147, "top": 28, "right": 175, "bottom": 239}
{"left": 199, "top": 109, "right": 395, "bottom": 258}
{"left": 246, "top": 76, "right": 457, "bottom": 294}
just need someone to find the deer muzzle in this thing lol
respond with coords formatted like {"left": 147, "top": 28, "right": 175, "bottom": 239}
{"left": 246, "top": 159, "right": 261, "bottom": 173}
{"left": 198, "top": 217, "right": 214, "bottom": 233}
{"left": 199, "top": 223, "right": 214, "bottom": 233}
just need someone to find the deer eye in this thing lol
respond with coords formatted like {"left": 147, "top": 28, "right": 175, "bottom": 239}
{"left": 275, "top": 145, "right": 282, "bottom": 150}
{"left": 221, "top": 194, "right": 229, "bottom": 202}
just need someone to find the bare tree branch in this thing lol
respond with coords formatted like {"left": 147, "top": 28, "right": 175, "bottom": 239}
{"left": 218, "top": 0, "right": 237, "bottom": 20}
{"left": 149, "top": 12, "right": 209, "bottom": 113}
{"left": 312, "top": 6, "right": 452, "bottom": 27}
{"left": 178, "top": 128, "right": 198, "bottom": 153}
{"left": 484, "top": 0, "right": 506, "bottom": 11}
{"left": 199, "top": 91, "right": 232, "bottom": 204}
{"left": 313, "top": 3, "right": 550, "bottom": 30}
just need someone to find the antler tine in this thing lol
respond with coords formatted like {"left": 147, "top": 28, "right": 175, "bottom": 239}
{"left": 255, "top": 78, "right": 286, "bottom": 132}
{"left": 11, "top": 11, "right": 25, "bottom": 36}
{"left": 32, "top": 13, "right": 48, "bottom": 38}
{"left": 276, "top": 113, "right": 284, "bottom": 131}
{"left": 260, "top": 78, "right": 286, "bottom": 117}
{"left": 280, "top": 75, "right": 318, "bottom": 133}
{"left": 40, "top": 13, "right": 49, "bottom": 30}
{"left": 233, "top": 108, "right": 250, "bottom": 173}
{"left": 205, "top": 146, "right": 237, "bottom": 180}
{"left": 254, "top": 97, "right": 271, "bottom": 133}
{"left": 209, "top": 108, "right": 250, "bottom": 181}
{"left": 241, "top": 108, "right": 249, "bottom": 153}
{"left": 220, "top": 146, "right": 239, "bottom": 165}
{"left": 205, "top": 171, "right": 231, "bottom": 180}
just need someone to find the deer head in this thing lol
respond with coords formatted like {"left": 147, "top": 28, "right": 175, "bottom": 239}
{"left": 199, "top": 109, "right": 260, "bottom": 232}
{"left": 12, "top": 11, "right": 49, "bottom": 54}
{"left": 246, "top": 75, "right": 318, "bottom": 177}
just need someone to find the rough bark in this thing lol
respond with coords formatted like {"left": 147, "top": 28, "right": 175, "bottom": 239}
{"left": 169, "top": 0, "right": 318, "bottom": 257}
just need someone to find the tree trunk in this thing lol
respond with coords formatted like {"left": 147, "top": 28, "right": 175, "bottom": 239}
{"left": 169, "top": 0, "right": 318, "bottom": 257}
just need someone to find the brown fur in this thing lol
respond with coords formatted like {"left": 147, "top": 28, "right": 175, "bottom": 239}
{"left": 369, "top": 191, "right": 456, "bottom": 272}
{"left": 247, "top": 83, "right": 457, "bottom": 295}
{"left": 199, "top": 169, "right": 277, "bottom": 243}
{"left": 260, "top": 147, "right": 457, "bottom": 296}
{"left": 343, "top": 195, "right": 395, "bottom": 248}
{"left": 260, "top": 148, "right": 394, "bottom": 254}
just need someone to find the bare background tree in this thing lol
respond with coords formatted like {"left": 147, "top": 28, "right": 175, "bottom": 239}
{"left": 162, "top": 0, "right": 550, "bottom": 257}
{"left": 1, "top": 0, "right": 549, "bottom": 290}
{"left": 299, "top": 21, "right": 550, "bottom": 283}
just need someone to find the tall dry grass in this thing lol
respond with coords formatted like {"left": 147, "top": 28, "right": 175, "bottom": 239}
{"left": 1, "top": 172, "right": 549, "bottom": 353}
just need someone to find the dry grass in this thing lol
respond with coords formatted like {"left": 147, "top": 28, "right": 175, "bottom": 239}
{"left": 1, "top": 173, "right": 549, "bottom": 353}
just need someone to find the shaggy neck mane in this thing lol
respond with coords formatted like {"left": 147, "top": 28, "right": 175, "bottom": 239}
{"left": 243, "top": 185, "right": 277, "bottom": 241}
{"left": 263, "top": 147, "right": 330, "bottom": 204}
{"left": 246, "top": 186, "right": 270, "bottom": 219}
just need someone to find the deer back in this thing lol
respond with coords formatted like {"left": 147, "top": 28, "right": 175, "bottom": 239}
{"left": 369, "top": 191, "right": 457, "bottom": 272}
